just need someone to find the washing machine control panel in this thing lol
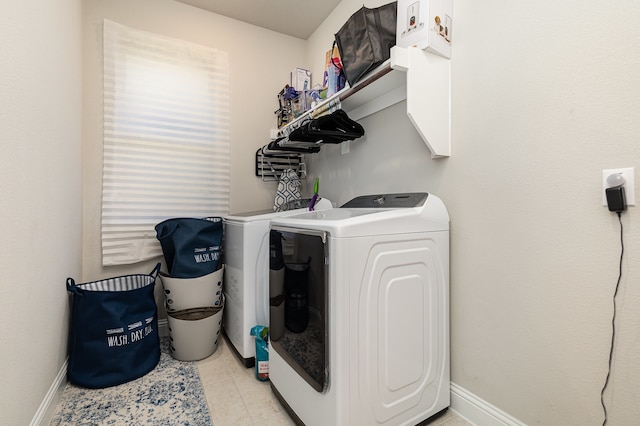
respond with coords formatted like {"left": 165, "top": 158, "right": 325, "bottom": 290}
{"left": 340, "top": 192, "right": 428, "bottom": 208}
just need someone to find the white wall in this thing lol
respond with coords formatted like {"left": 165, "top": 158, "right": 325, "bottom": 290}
{"left": 0, "top": 0, "right": 82, "bottom": 424}
{"left": 305, "top": 1, "right": 640, "bottom": 425}
{"left": 82, "top": 0, "right": 307, "bottom": 281}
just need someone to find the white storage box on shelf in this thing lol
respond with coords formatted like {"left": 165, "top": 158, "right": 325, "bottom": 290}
{"left": 397, "top": 0, "right": 452, "bottom": 58}
{"left": 291, "top": 67, "right": 311, "bottom": 91}
{"left": 166, "top": 296, "right": 225, "bottom": 362}
{"left": 160, "top": 266, "right": 224, "bottom": 311}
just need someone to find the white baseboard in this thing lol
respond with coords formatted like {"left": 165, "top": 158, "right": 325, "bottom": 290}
{"left": 30, "top": 359, "right": 68, "bottom": 426}
{"left": 450, "top": 382, "right": 526, "bottom": 426}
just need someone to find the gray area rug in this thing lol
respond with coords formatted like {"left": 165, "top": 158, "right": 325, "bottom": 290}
{"left": 49, "top": 337, "right": 212, "bottom": 425}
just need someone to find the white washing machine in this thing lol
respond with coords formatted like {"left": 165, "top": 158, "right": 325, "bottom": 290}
{"left": 268, "top": 193, "right": 450, "bottom": 426}
{"left": 223, "top": 197, "right": 332, "bottom": 367}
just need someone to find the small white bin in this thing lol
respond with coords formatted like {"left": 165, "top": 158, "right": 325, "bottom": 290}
{"left": 166, "top": 296, "right": 224, "bottom": 361}
{"left": 161, "top": 265, "right": 224, "bottom": 312}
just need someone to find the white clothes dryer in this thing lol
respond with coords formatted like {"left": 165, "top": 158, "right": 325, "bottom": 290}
{"left": 268, "top": 193, "right": 450, "bottom": 426}
{"left": 223, "top": 198, "right": 332, "bottom": 367}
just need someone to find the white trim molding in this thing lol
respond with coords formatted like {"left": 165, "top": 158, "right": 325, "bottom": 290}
{"left": 30, "top": 359, "right": 68, "bottom": 426}
{"left": 450, "top": 382, "right": 526, "bottom": 426}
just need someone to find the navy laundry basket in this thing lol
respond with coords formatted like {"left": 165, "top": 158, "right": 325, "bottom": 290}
{"left": 155, "top": 217, "right": 223, "bottom": 278}
{"left": 66, "top": 263, "right": 161, "bottom": 388}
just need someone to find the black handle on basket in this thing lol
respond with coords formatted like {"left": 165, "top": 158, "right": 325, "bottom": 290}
{"left": 66, "top": 277, "right": 80, "bottom": 295}
{"left": 149, "top": 263, "right": 161, "bottom": 279}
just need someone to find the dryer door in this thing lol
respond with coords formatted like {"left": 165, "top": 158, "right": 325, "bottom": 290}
{"left": 269, "top": 226, "right": 328, "bottom": 393}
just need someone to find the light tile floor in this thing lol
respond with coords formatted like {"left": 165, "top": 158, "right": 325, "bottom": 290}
{"left": 198, "top": 336, "right": 473, "bottom": 426}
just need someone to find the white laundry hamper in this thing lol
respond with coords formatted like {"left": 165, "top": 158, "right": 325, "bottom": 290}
{"left": 160, "top": 266, "right": 224, "bottom": 312}
{"left": 166, "top": 295, "right": 224, "bottom": 361}
{"left": 161, "top": 265, "right": 225, "bottom": 361}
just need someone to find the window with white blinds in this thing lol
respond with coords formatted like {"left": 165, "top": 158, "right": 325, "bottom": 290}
{"left": 102, "top": 20, "right": 230, "bottom": 266}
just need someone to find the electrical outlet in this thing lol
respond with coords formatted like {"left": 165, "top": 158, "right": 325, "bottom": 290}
{"left": 602, "top": 167, "right": 635, "bottom": 206}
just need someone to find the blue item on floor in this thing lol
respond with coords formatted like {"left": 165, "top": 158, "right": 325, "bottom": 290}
{"left": 250, "top": 325, "right": 269, "bottom": 381}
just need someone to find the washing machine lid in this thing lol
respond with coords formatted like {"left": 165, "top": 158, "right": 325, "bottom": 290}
{"left": 270, "top": 193, "right": 449, "bottom": 237}
{"left": 224, "top": 198, "right": 332, "bottom": 223}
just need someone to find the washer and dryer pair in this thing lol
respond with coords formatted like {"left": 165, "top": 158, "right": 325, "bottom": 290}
{"left": 224, "top": 192, "right": 450, "bottom": 426}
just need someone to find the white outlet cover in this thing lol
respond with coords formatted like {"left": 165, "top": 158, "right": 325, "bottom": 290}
{"left": 602, "top": 167, "right": 635, "bottom": 206}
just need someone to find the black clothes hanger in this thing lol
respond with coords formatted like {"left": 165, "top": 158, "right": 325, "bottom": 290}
{"left": 288, "top": 109, "right": 365, "bottom": 144}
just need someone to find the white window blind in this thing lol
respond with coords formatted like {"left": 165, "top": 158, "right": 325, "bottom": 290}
{"left": 102, "top": 20, "right": 230, "bottom": 266}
